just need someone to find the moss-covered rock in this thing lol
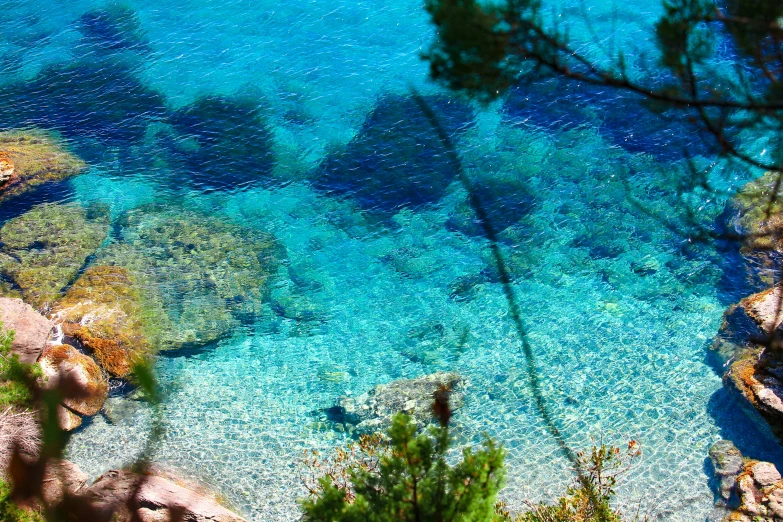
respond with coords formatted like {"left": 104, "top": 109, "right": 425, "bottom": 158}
{"left": 52, "top": 265, "right": 169, "bottom": 377}
{"left": 98, "top": 206, "right": 283, "bottom": 346}
{"left": 0, "top": 203, "right": 110, "bottom": 308}
{"left": 0, "top": 130, "right": 86, "bottom": 203}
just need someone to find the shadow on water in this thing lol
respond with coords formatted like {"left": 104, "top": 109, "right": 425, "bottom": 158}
{"left": 313, "top": 93, "right": 475, "bottom": 216}
{"left": 503, "top": 77, "right": 714, "bottom": 162}
{"left": 163, "top": 95, "right": 277, "bottom": 192}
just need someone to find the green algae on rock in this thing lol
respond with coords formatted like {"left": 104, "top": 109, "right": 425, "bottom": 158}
{"left": 0, "top": 130, "right": 86, "bottom": 203}
{"left": 98, "top": 206, "right": 283, "bottom": 347}
{"left": 0, "top": 203, "right": 110, "bottom": 308}
{"left": 52, "top": 265, "right": 169, "bottom": 377}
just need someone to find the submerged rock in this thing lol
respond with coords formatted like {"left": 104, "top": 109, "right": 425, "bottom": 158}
{"left": 99, "top": 206, "right": 283, "bottom": 347}
{"left": 446, "top": 178, "right": 536, "bottom": 238}
{"left": 0, "top": 130, "right": 86, "bottom": 203}
{"left": 0, "top": 297, "right": 55, "bottom": 364}
{"left": 337, "top": 372, "right": 463, "bottom": 433}
{"left": 167, "top": 95, "right": 276, "bottom": 191}
{"left": 78, "top": 469, "right": 245, "bottom": 522}
{"left": 734, "top": 171, "right": 783, "bottom": 255}
{"left": 0, "top": 203, "right": 110, "bottom": 308}
{"left": 709, "top": 439, "right": 744, "bottom": 504}
{"left": 51, "top": 265, "right": 168, "bottom": 377}
{"left": 38, "top": 344, "right": 108, "bottom": 418}
{"left": 314, "top": 94, "right": 474, "bottom": 215}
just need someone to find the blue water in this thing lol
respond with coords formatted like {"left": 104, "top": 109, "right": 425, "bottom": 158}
{"left": 2, "top": 1, "right": 781, "bottom": 520}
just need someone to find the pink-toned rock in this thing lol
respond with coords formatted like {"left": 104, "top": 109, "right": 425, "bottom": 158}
{"left": 741, "top": 286, "right": 783, "bottom": 333}
{"left": 0, "top": 297, "right": 55, "bottom": 363}
{"left": 752, "top": 461, "right": 782, "bottom": 487}
{"left": 38, "top": 344, "right": 108, "bottom": 417}
{"left": 42, "top": 459, "right": 88, "bottom": 505}
{"left": 56, "top": 405, "right": 82, "bottom": 432}
{"left": 80, "top": 470, "right": 245, "bottom": 522}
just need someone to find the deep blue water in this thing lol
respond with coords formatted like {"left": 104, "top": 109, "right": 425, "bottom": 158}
{"left": 1, "top": 1, "right": 781, "bottom": 520}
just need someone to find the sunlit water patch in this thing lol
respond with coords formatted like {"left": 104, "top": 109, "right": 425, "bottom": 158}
{"left": 1, "top": 0, "right": 781, "bottom": 521}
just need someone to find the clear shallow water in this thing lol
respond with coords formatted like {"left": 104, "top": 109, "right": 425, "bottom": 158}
{"left": 2, "top": 0, "right": 783, "bottom": 520}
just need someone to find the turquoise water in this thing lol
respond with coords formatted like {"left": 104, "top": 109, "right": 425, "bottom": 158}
{"left": 2, "top": 0, "right": 783, "bottom": 520}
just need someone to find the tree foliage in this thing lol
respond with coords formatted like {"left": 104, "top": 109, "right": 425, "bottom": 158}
{"left": 301, "top": 392, "right": 507, "bottom": 522}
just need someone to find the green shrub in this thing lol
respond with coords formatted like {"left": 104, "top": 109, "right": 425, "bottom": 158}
{"left": 300, "top": 409, "right": 506, "bottom": 522}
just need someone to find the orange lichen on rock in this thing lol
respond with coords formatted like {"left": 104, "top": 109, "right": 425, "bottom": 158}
{"left": 51, "top": 265, "right": 165, "bottom": 378}
{"left": 0, "top": 130, "right": 85, "bottom": 202}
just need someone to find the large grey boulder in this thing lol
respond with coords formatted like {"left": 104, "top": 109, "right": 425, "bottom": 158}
{"left": 80, "top": 469, "right": 245, "bottom": 522}
{"left": 0, "top": 297, "right": 55, "bottom": 363}
{"left": 338, "top": 372, "right": 464, "bottom": 433}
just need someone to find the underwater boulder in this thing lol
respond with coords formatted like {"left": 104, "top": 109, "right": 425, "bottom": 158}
{"left": 52, "top": 265, "right": 169, "bottom": 377}
{"left": 503, "top": 78, "right": 711, "bottom": 161}
{"left": 734, "top": 171, "right": 783, "bottom": 255}
{"left": 98, "top": 206, "right": 283, "bottom": 347}
{"left": 0, "top": 130, "right": 86, "bottom": 204}
{"left": 77, "top": 3, "right": 151, "bottom": 55}
{"left": 314, "top": 94, "right": 474, "bottom": 215}
{"left": 446, "top": 177, "right": 536, "bottom": 238}
{"left": 80, "top": 469, "right": 246, "bottom": 522}
{"left": 38, "top": 344, "right": 108, "bottom": 418}
{"left": 0, "top": 61, "right": 166, "bottom": 145}
{"left": 167, "top": 95, "right": 276, "bottom": 191}
{"left": 336, "top": 372, "right": 464, "bottom": 433}
{"left": 0, "top": 203, "right": 110, "bottom": 308}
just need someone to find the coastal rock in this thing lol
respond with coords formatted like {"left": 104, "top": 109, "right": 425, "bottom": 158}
{"left": 79, "top": 469, "right": 245, "bottom": 522}
{"left": 98, "top": 206, "right": 282, "bottom": 347}
{"left": 707, "top": 440, "right": 783, "bottom": 521}
{"left": 709, "top": 303, "right": 764, "bottom": 368}
{"left": 56, "top": 406, "right": 83, "bottom": 431}
{"left": 0, "top": 297, "right": 55, "bottom": 363}
{"left": 38, "top": 344, "right": 108, "bottom": 417}
{"left": 741, "top": 286, "right": 783, "bottom": 334}
{"left": 42, "top": 459, "right": 88, "bottom": 505}
{"left": 51, "top": 265, "right": 169, "bottom": 377}
{"left": 725, "top": 346, "right": 783, "bottom": 444}
{"left": 0, "top": 152, "right": 14, "bottom": 184}
{"left": 0, "top": 203, "right": 110, "bottom": 308}
{"left": 338, "top": 372, "right": 463, "bottom": 433}
{"left": 0, "top": 130, "right": 85, "bottom": 203}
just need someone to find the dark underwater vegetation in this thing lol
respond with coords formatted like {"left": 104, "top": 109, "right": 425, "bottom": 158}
{"left": 166, "top": 95, "right": 277, "bottom": 192}
{"left": 314, "top": 94, "right": 475, "bottom": 215}
{"left": 2, "top": 0, "right": 783, "bottom": 521}
{"left": 503, "top": 77, "right": 714, "bottom": 162}
{"left": 0, "top": 60, "right": 166, "bottom": 146}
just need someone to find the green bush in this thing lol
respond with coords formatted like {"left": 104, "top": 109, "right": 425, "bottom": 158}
{"left": 300, "top": 410, "right": 506, "bottom": 522}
